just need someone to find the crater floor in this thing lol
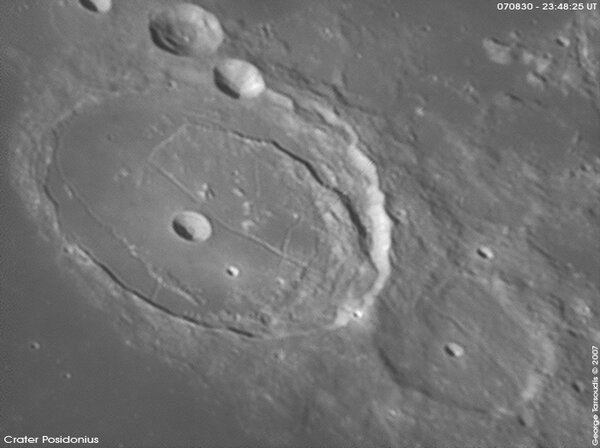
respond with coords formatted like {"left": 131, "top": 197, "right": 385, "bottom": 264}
{"left": 43, "top": 78, "right": 388, "bottom": 338}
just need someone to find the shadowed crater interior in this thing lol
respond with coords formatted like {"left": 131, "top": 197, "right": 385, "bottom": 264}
{"left": 171, "top": 211, "right": 212, "bottom": 243}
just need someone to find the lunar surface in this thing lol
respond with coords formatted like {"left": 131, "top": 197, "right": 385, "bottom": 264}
{"left": 2, "top": 1, "right": 599, "bottom": 447}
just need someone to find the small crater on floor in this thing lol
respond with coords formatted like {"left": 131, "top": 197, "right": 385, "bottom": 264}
{"left": 476, "top": 246, "right": 494, "bottom": 260}
{"left": 555, "top": 35, "right": 570, "bottom": 47}
{"left": 444, "top": 342, "right": 465, "bottom": 358}
{"left": 171, "top": 211, "right": 212, "bottom": 243}
{"left": 571, "top": 380, "right": 585, "bottom": 393}
{"left": 226, "top": 265, "right": 240, "bottom": 278}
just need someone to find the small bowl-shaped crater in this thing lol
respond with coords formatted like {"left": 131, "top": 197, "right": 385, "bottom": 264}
{"left": 214, "top": 59, "right": 266, "bottom": 99}
{"left": 476, "top": 246, "right": 494, "bottom": 260}
{"left": 79, "top": 0, "right": 112, "bottom": 13}
{"left": 226, "top": 265, "right": 240, "bottom": 278}
{"left": 171, "top": 211, "right": 212, "bottom": 242}
{"left": 149, "top": 3, "right": 224, "bottom": 56}
{"left": 444, "top": 342, "right": 465, "bottom": 358}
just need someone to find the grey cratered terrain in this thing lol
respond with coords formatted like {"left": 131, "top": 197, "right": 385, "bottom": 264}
{"left": 2, "top": 1, "right": 600, "bottom": 447}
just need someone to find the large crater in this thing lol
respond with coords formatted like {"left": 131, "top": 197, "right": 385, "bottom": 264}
{"left": 43, "top": 86, "right": 379, "bottom": 338}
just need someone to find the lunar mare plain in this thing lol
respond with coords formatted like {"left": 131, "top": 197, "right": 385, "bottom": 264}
{"left": 2, "top": 0, "right": 600, "bottom": 447}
